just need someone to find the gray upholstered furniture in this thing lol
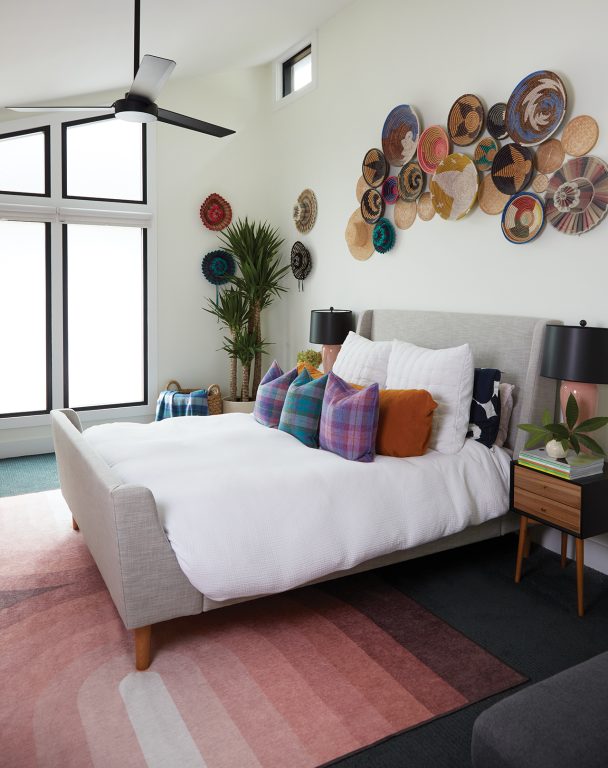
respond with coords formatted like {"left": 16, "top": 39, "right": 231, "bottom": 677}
{"left": 472, "top": 651, "right": 608, "bottom": 768}
{"left": 51, "top": 309, "right": 558, "bottom": 669}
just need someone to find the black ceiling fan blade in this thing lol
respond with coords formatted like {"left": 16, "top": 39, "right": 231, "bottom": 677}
{"left": 6, "top": 106, "right": 114, "bottom": 113}
{"left": 129, "top": 55, "right": 175, "bottom": 102}
{"left": 157, "top": 108, "right": 235, "bottom": 137}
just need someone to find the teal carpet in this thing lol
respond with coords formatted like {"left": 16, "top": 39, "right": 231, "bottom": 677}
{"left": 0, "top": 453, "right": 59, "bottom": 497}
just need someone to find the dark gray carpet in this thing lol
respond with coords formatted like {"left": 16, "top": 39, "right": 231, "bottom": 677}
{"left": 330, "top": 535, "right": 608, "bottom": 768}
{"left": 0, "top": 453, "right": 59, "bottom": 497}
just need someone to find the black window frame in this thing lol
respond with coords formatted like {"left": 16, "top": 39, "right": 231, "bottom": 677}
{"left": 61, "top": 115, "right": 147, "bottom": 205}
{"left": 282, "top": 44, "right": 312, "bottom": 98}
{"left": 0, "top": 125, "right": 51, "bottom": 197}
{"left": 0, "top": 221, "right": 52, "bottom": 418}
{"left": 62, "top": 224, "right": 148, "bottom": 412}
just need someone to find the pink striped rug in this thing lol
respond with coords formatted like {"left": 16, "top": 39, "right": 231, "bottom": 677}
{"left": 1, "top": 491, "right": 525, "bottom": 768}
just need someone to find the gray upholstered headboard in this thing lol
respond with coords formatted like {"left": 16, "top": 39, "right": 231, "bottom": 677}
{"left": 356, "top": 309, "right": 560, "bottom": 456}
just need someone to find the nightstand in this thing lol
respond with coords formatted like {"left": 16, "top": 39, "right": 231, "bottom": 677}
{"left": 510, "top": 460, "right": 608, "bottom": 616}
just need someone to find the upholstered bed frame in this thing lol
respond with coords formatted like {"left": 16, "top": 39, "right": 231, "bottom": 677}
{"left": 51, "top": 309, "right": 559, "bottom": 670}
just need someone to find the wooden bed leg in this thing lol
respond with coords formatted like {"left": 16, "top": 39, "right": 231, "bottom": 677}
{"left": 134, "top": 625, "right": 152, "bottom": 671}
{"left": 72, "top": 516, "right": 79, "bottom": 531}
{"left": 523, "top": 536, "right": 531, "bottom": 559}
{"left": 515, "top": 516, "right": 528, "bottom": 583}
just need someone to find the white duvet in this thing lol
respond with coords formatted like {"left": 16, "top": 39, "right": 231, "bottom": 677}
{"left": 85, "top": 413, "right": 511, "bottom": 602}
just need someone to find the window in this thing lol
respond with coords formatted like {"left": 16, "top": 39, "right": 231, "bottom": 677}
{"left": 0, "top": 221, "right": 50, "bottom": 416}
{"left": 282, "top": 45, "right": 312, "bottom": 97}
{"left": 0, "top": 126, "right": 50, "bottom": 196}
{"left": 274, "top": 34, "right": 317, "bottom": 106}
{"left": 0, "top": 113, "right": 154, "bottom": 426}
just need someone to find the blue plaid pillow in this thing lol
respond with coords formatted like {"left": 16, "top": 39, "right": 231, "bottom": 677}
{"left": 467, "top": 367, "right": 501, "bottom": 448}
{"left": 278, "top": 368, "right": 329, "bottom": 447}
{"left": 254, "top": 361, "right": 298, "bottom": 427}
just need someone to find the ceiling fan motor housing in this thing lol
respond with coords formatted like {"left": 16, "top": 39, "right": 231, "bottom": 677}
{"left": 113, "top": 95, "right": 158, "bottom": 122}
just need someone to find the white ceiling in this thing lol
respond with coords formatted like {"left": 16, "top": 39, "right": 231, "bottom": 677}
{"left": 0, "top": 0, "right": 352, "bottom": 108}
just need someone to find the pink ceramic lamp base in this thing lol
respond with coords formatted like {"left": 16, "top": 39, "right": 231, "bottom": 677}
{"left": 560, "top": 381, "right": 598, "bottom": 424}
{"left": 322, "top": 345, "right": 342, "bottom": 373}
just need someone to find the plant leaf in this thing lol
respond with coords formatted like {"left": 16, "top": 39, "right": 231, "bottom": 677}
{"left": 524, "top": 433, "right": 546, "bottom": 449}
{"left": 576, "top": 434, "right": 607, "bottom": 457}
{"left": 542, "top": 409, "right": 553, "bottom": 427}
{"left": 518, "top": 423, "right": 549, "bottom": 434}
{"left": 569, "top": 433, "right": 580, "bottom": 454}
{"left": 545, "top": 423, "right": 570, "bottom": 439}
{"left": 566, "top": 393, "right": 579, "bottom": 430}
{"left": 574, "top": 417, "right": 608, "bottom": 433}
{"left": 561, "top": 439, "right": 570, "bottom": 452}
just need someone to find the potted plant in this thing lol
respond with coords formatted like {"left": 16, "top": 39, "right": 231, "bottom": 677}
{"left": 218, "top": 218, "right": 289, "bottom": 399}
{"left": 205, "top": 287, "right": 249, "bottom": 406}
{"left": 297, "top": 349, "right": 323, "bottom": 369}
{"left": 519, "top": 393, "right": 608, "bottom": 458}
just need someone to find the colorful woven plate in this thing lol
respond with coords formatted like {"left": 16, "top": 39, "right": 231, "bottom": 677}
{"left": 534, "top": 138, "right": 564, "bottom": 174}
{"left": 417, "top": 191, "right": 435, "bottom": 221}
{"left": 381, "top": 175, "right": 399, "bottom": 205}
{"left": 430, "top": 153, "right": 478, "bottom": 220}
{"left": 200, "top": 193, "right": 232, "bottom": 231}
{"left": 394, "top": 200, "right": 417, "bottom": 230}
{"left": 447, "top": 94, "right": 485, "bottom": 147}
{"left": 345, "top": 209, "right": 374, "bottom": 261}
{"left": 491, "top": 143, "right": 534, "bottom": 195}
{"left": 501, "top": 193, "right": 545, "bottom": 244}
{"left": 381, "top": 105, "right": 420, "bottom": 166}
{"left": 561, "top": 115, "right": 599, "bottom": 157}
{"left": 506, "top": 70, "right": 567, "bottom": 146}
{"left": 361, "top": 188, "right": 385, "bottom": 224}
{"left": 373, "top": 217, "right": 396, "bottom": 253}
{"left": 362, "top": 148, "right": 389, "bottom": 188}
{"left": 201, "top": 250, "right": 235, "bottom": 285}
{"left": 487, "top": 103, "right": 508, "bottom": 140}
{"left": 545, "top": 156, "right": 608, "bottom": 235}
{"left": 397, "top": 161, "right": 425, "bottom": 201}
{"left": 478, "top": 175, "right": 510, "bottom": 215}
{"left": 474, "top": 136, "right": 499, "bottom": 172}
{"left": 417, "top": 125, "right": 450, "bottom": 174}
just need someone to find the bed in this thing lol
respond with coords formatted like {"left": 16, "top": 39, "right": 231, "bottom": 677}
{"left": 51, "top": 309, "right": 558, "bottom": 670}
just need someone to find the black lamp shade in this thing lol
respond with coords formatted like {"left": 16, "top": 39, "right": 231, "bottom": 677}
{"left": 310, "top": 308, "right": 352, "bottom": 345}
{"left": 541, "top": 324, "right": 608, "bottom": 384}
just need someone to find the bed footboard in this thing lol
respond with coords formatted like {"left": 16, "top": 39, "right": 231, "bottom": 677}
{"left": 51, "top": 410, "right": 203, "bottom": 656}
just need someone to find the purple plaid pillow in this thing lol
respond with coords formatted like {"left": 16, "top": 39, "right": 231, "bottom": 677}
{"left": 319, "top": 372, "right": 380, "bottom": 462}
{"left": 254, "top": 361, "right": 298, "bottom": 427}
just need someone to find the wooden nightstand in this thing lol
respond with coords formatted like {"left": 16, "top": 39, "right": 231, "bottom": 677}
{"left": 510, "top": 460, "right": 608, "bottom": 616}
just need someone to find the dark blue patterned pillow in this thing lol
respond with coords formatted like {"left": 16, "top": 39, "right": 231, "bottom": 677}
{"left": 467, "top": 368, "right": 501, "bottom": 448}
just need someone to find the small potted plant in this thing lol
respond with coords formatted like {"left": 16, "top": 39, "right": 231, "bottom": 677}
{"left": 519, "top": 393, "right": 608, "bottom": 458}
{"left": 297, "top": 349, "right": 323, "bottom": 370}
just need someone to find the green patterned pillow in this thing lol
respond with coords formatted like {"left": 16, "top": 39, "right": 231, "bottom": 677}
{"left": 278, "top": 368, "right": 329, "bottom": 448}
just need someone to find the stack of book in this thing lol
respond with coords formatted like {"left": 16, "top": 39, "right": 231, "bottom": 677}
{"left": 518, "top": 448, "right": 605, "bottom": 480}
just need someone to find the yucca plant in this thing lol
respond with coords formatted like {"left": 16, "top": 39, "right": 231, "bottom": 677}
{"left": 218, "top": 218, "right": 288, "bottom": 399}
{"left": 224, "top": 329, "right": 268, "bottom": 403}
{"left": 519, "top": 393, "right": 608, "bottom": 455}
{"left": 204, "top": 287, "right": 248, "bottom": 401}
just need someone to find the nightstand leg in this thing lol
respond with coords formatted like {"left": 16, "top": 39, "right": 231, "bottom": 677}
{"left": 515, "top": 516, "right": 528, "bottom": 583}
{"left": 561, "top": 532, "right": 568, "bottom": 568}
{"left": 576, "top": 539, "right": 584, "bottom": 617}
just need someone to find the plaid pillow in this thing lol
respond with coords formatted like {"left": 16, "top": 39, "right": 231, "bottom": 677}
{"left": 319, "top": 372, "right": 380, "bottom": 462}
{"left": 279, "top": 368, "right": 329, "bottom": 447}
{"left": 254, "top": 361, "right": 298, "bottom": 427}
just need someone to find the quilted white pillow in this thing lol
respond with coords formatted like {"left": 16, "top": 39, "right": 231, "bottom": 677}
{"left": 332, "top": 331, "right": 392, "bottom": 388}
{"left": 386, "top": 340, "right": 474, "bottom": 454}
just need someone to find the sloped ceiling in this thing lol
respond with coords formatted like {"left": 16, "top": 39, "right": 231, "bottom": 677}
{"left": 1, "top": 0, "right": 353, "bottom": 107}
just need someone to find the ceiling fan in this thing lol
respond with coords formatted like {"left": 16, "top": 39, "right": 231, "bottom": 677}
{"left": 5, "top": 0, "right": 235, "bottom": 138}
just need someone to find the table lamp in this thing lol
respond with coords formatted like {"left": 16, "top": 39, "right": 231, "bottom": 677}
{"left": 541, "top": 321, "right": 608, "bottom": 423}
{"left": 309, "top": 308, "right": 352, "bottom": 373}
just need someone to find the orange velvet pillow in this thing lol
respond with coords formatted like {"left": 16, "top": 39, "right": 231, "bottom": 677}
{"left": 297, "top": 362, "right": 324, "bottom": 379}
{"left": 352, "top": 387, "right": 437, "bottom": 457}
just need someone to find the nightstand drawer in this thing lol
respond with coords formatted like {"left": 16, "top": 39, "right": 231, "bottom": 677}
{"left": 514, "top": 465, "right": 581, "bottom": 507}
{"left": 513, "top": 487, "right": 581, "bottom": 533}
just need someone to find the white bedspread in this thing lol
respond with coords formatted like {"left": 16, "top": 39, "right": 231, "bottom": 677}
{"left": 85, "top": 414, "right": 511, "bottom": 602}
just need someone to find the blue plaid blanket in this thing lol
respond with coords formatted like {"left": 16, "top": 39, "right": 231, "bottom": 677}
{"left": 155, "top": 389, "right": 209, "bottom": 420}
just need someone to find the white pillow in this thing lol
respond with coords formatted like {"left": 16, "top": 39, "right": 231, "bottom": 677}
{"left": 494, "top": 382, "right": 515, "bottom": 448}
{"left": 386, "top": 339, "right": 474, "bottom": 454}
{"left": 332, "top": 331, "right": 392, "bottom": 387}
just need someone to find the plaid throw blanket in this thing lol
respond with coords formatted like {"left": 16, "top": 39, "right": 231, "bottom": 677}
{"left": 155, "top": 389, "right": 209, "bottom": 420}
